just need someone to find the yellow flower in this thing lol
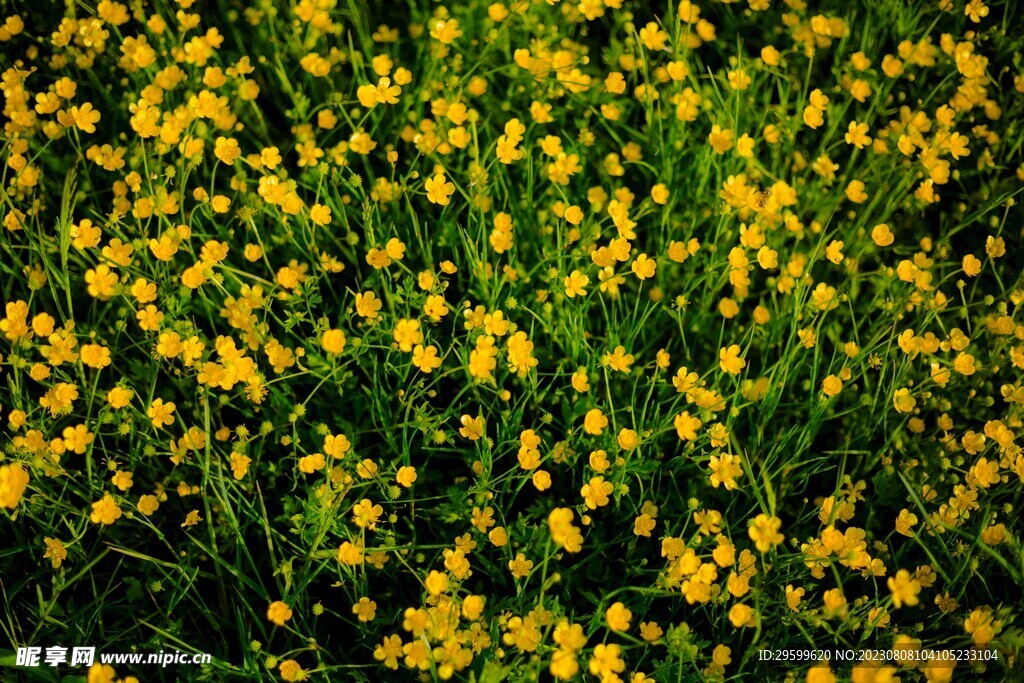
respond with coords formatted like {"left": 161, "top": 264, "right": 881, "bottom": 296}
{"left": 298, "top": 453, "right": 325, "bottom": 474}
{"left": 508, "top": 553, "right": 533, "bottom": 579}
{"left": 309, "top": 203, "right": 332, "bottom": 226}
{"left": 965, "top": 0, "right": 990, "bottom": 22}
{"left": 785, "top": 585, "right": 805, "bottom": 611}
{"left": 638, "top": 21, "right": 668, "bottom": 50}
{"left": 548, "top": 508, "right": 583, "bottom": 552}
{"left": 411, "top": 344, "right": 442, "bottom": 373}
{"left": 631, "top": 253, "right": 656, "bottom": 280}
{"left": 111, "top": 470, "right": 133, "bottom": 491}
{"left": 550, "top": 648, "right": 579, "bottom": 680}
{"left": 85, "top": 264, "right": 118, "bottom": 299}
{"left": 871, "top": 223, "right": 895, "bottom": 246}
{"left": 459, "top": 414, "right": 486, "bottom": 440}
{"left": 803, "top": 105, "right": 825, "bottom": 128}
{"left": 953, "top": 352, "right": 976, "bottom": 376}
{"left": 393, "top": 318, "right": 423, "bottom": 352}
{"left": 366, "top": 247, "right": 391, "bottom": 270}
{"left": 564, "top": 205, "right": 584, "bottom": 224}
{"left": 425, "top": 172, "right": 455, "bottom": 205}
{"left": 430, "top": 18, "right": 462, "bottom": 44}
{"left": 844, "top": 121, "right": 872, "bottom": 148}
{"left": 320, "top": 329, "right": 347, "bottom": 355}
{"left": 181, "top": 509, "right": 202, "bottom": 527}
{"left": 894, "top": 508, "right": 918, "bottom": 536}
{"left": 89, "top": 494, "right": 122, "bottom": 525}
{"left": 355, "top": 291, "right": 383, "bottom": 319}
{"left": 147, "top": 398, "right": 176, "bottom": 428}
{"left": 845, "top": 179, "right": 868, "bottom": 203}
{"left": 373, "top": 635, "right": 403, "bottom": 670}
{"left": 581, "top": 476, "right": 613, "bottom": 509}
{"left": 887, "top": 569, "right": 921, "bottom": 608}
{"left": 352, "top": 597, "right": 377, "bottom": 622}
{"left": 825, "top": 240, "right": 844, "bottom": 264}
{"left": 571, "top": 368, "right": 590, "bottom": 392}
{"left": 488, "top": 526, "right": 508, "bottom": 547}
{"left": 709, "top": 454, "right": 743, "bottom": 490}
{"left": 603, "top": 345, "right": 634, "bottom": 372}
{"left": 267, "top": 600, "right": 292, "bottom": 626}
{"left": 969, "top": 457, "right": 1000, "bottom": 488}
{"left": 583, "top": 408, "right": 608, "bottom": 435}
{"left": 893, "top": 388, "right": 916, "bottom": 413}
{"left": 461, "top": 595, "right": 485, "bottom": 621}
{"left": 138, "top": 495, "right": 160, "bottom": 516}
{"left": 728, "top": 603, "right": 755, "bottom": 628}
{"left": 386, "top": 237, "right": 406, "bottom": 261}
{"left": 588, "top": 643, "right": 626, "bottom": 679}
{"left": 748, "top": 514, "right": 784, "bottom": 552}
{"left": 964, "top": 607, "right": 1001, "bottom": 646}
{"left": 86, "top": 663, "right": 116, "bottom": 683}
{"left": 323, "top": 433, "right": 351, "bottom": 458}
{"left": 651, "top": 183, "right": 669, "bottom": 204}
{"left": 821, "top": 375, "right": 843, "bottom": 397}
{"left": 605, "top": 602, "right": 632, "bottom": 631}
{"left": 719, "top": 344, "right": 746, "bottom": 374}
{"left": 761, "top": 45, "right": 780, "bottom": 65}
{"left": 756, "top": 246, "right": 778, "bottom": 269}
{"left": 564, "top": 270, "right": 589, "bottom": 298}
{"left": 639, "top": 621, "right": 663, "bottom": 641}
{"left": 0, "top": 463, "right": 30, "bottom": 508}
{"left": 589, "top": 450, "right": 610, "bottom": 473}
{"left": 352, "top": 499, "right": 384, "bottom": 528}
{"left": 337, "top": 541, "right": 363, "bottom": 565}
{"left": 70, "top": 101, "right": 101, "bottom": 133}
{"left": 674, "top": 411, "right": 702, "bottom": 441}
{"left": 806, "top": 663, "right": 836, "bottom": 683}
{"left": 633, "top": 514, "right": 656, "bottom": 537}
{"left": 43, "top": 537, "right": 67, "bottom": 568}
{"left": 396, "top": 466, "right": 417, "bottom": 487}
{"left": 278, "top": 659, "right": 306, "bottom": 681}
{"left": 214, "top": 136, "right": 241, "bottom": 164}
{"left": 71, "top": 218, "right": 102, "bottom": 249}
{"left": 260, "top": 146, "right": 282, "bottom": 168}
{"left": 707, "top": 125, "right": 734, "bottom": 154}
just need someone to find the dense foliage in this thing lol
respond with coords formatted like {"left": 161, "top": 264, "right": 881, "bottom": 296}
{"left": 1, "top": 0, "right": 1023, "bottom": 681}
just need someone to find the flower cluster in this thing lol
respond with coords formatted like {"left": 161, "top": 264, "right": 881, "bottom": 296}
{"left": 2, "top": 0, "right": 1023, "bottom": 681}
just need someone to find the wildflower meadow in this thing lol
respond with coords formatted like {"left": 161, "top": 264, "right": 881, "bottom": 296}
{"left": 1, "top": 0, "right": 1023, "bottom": 681}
